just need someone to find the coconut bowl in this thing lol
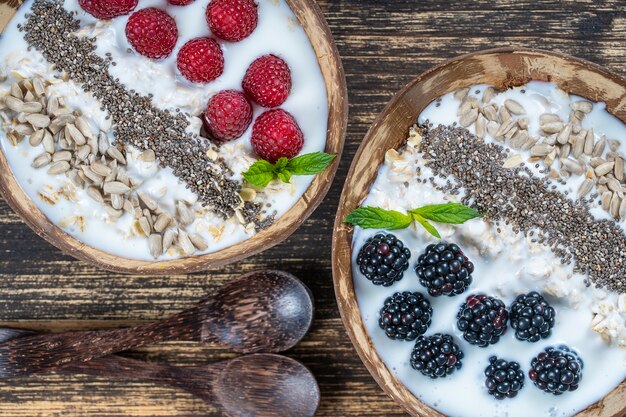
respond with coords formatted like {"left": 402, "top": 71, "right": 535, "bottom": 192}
{"left": 332, "top": 47, "right": 626, "bottom": 417}
{"left": 0, "top": 0, "right": 347, "bottom": 274}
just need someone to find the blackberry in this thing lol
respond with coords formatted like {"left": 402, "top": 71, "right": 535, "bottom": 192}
{"left": 378, "top": 291, "right": 432, "bottom": 341}
{"left": 357, "top": 233, "right": 411, "bottom": 286}
{"left": 484, "top": 356, "right": 525, "bottom": 400}
{"left": 410, "top": 333, "right": 463, "bottom": 378}
{"left": 529, "top": 345, "right": 583, "bottom": 395}
{"left": 510, "top": 292, "right": 556, "bottom": 342}
{"left": 457, "top": 294, "right": 508, "bottom": 347}
{"left": 414, "top": 242, "right": 474, "bottom": 297}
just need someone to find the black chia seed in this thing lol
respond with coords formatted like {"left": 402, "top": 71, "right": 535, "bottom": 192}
{"left": 417, "top": 123, "right": 626, "bottom": 293}
{"left": 22, "top": 0, "right": 248, "bottom": 221}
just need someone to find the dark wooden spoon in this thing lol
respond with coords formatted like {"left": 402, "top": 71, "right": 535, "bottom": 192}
{"left": 0, "top": 326, "right": 319, "bottom": 417}
{"left": 0, "top": 270, "right": 314, "bottom": 379}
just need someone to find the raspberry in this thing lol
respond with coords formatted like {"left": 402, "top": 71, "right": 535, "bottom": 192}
{"left": 378, "top": 291, "right": 432, "bottom": 341}
{"left": 457, "top": 294, "right": 509, "bottom": 347}
{"left": 414, "top": 242, "right": 474, "bottom": 297}
{"left": 410, "top": 334, "right": 464, "bottom": 379}
{"left": 356, "top": 233, "right": 411, "bottom": 286}
{"left": 484, "top": 356, "right": 525, "bottom": 400}
{"left": 168, "top": 0, "right": 194, "bottom": 5}
{"left": 79, "top": 0, "right": 137, "bottom": 19}
{"left": 206, "top": 0, "right": 258, "bottom": 42}
{"left": 529, "top": 346, "right": 583, "bottom": 395}
{"left": 203, "top": 90, "right": 252, "bottom": 142}
{"left": 126, "top": 8, "right": 178, "bottom": 59}
{"left": 242, "top": 54, "right": 291, "bottom": 108}
{"left": 250, "top": 109, "right": 303, "bottom": 163}
{"left": 176, "top": 38, "right": 224, "bottom": 83}
{"left": 510, "top": 291, "right": 556, "bottom": 343}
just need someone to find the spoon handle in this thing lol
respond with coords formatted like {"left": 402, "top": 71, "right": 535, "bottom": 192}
{"left": 0, "top": 304, "right": 213, "bottom": 378}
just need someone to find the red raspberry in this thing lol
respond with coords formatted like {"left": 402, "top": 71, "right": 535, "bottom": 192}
{"left": 251, "top": 109, "right": 303, "bottom": 163}
{"left": 79, "top": 0, "right": 137, "bottom": 19}
{"left": 176, "top": 38, "right": 224, "bottom": 83}
{"left": 204, "top": 90, "right": 252, "bottom": 142}
{"left": 206, "top": 0, "right": 258, "bottom": 42}
{"left": 125, "top": 8, "right": 178, "bottom": 59}
{"left": 242, "top": 54, "right": 291, "bottom": 108}
{"left": 168, "top": 0, "right": 194, "bottom": 5}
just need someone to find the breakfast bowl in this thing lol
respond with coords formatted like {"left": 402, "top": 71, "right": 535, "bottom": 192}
{"left": 0, "top": 0, "right": 347, "bottom": 274}
{"left": 332, "top": 48, "right": 626, "bottom": 417}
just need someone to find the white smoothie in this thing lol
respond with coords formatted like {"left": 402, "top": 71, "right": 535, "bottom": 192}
{"left": 352, "top": 82, "right": 626, "bottom": 417}
{"left": 0, "top": 0, "right": 328, "bottom": 260}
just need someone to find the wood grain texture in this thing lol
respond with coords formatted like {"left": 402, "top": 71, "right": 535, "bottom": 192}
{"left": 1, "top": 0, "right": 626, "bottom": 416}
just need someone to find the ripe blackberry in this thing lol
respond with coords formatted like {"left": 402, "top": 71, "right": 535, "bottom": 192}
{"left": 457, "top": 294, "right": 508, "bottom": 347}
{"left": 510, "top": 292, "right": 556, "bottom": 342}
{"left": 484, "top": 356, "right": 525, "bottom": 400}
{"left": 356, "top": 233, "right": 411, "bottom": 286}
{"left": 378, "top": 291, "right": 432, "bottom": 341}
{"left": 529, "top": 346, "right": 583, "bottom": 395}
{"left": 414, "top": 242, "right": 474, "bottom": 297}
{"left": 410, "top": 333, "right": 463, "bottom": 378}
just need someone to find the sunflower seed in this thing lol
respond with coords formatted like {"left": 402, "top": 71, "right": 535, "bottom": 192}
{"left": 28, "top": 129, "right": 45, "bottom": 147}
{"left": 123, "top": 199, "right": 134, "bottom": 214}
{"left": 10, "top": 83, "right": 23, "bottom": 100}
{"left": 91, "top": 161, "right": 112, "bottom": 177}
{"left": 593, "top": 136, "right": 606, "bottom": 157}
{"left": 482, "top": 87, "right": 495, "bottom": 103}
{"left": 104, "top": 205, "right": 123, "bottom": 218}
{"left": 148, "top": 234, "right": 163, "bottom": 258}
{"left": 5, "top": 96, "right": 24, "bottom": 112}
{"left": 162, "top": 228, "right": 178, "bottom": 252}
{"left": 517, "top": 117, "right": 529, "bottom": 130}
{"left": 556, "top": 123, "right": 571, "bottom": 145}
{"left": 502, "top": 154, "right": 523, "bottom": 169}
{"left": 138, "top": 191, "right": 158, "bottom": 211}
{"left": 176, "top": 201, "right": 195, "bottom": 225}
{"left": 98, "top": 132, "right": 110, "bottom": 155}
{"left": 589, "top": 157, "right": 605, "bottom": 168}
{"left": 572, "top": 131, "right": 586, "bottom": 158}
{"left": 46, "top": 96, "right": 59, "bottom": 114}
{"left": 531, "top": 143, "right": 554, "bottom": 157}
{"left": 498, "top": 106, "right": 512, "bottom": 124}
{"left": 615, "top": 157, "right": 624, "bottom": 181}
{"left": 560, "top": 143, "right": 571, "bottom": 159}
{"left": 111, "top": 194, "right": 124, "bottom": 210}
{"left": 543, "top": 133, "right": 557, "bottom": 146}
{"left": 49, "top": 114, "right": 74, "bottom": 134}
{"left": 608, "top": 139, "right": 620, "bottom": 152}
{"left": 610, "top": 193, "right": 621, "bottom": 218}
{"left": 107, "top": 146, "right": 126, "bottom": 164}
{"left": 22, "top": 101, "right": 44, "bottom": 114}
{"left": 571, "top": 100, "right": 593, "bottom": 113}
{"left": 509, "top": 130, "right": 528, "bottom": 149}
{"left": 482, "top": 104, "right": 498, "bottom": 122}
{"left": 602, "top": 191, "right": 612, "bottom": 210}
{"left": 32, "top": 77, "right": 45, "bottom": 97}
{"left": 177, "top": 230, "right": 196, "bottom": 256}
{"left": 541, "top": 122, "right": 565, "bottom": 134}
{"left": 562, "top": 158, "right": 583, "bottom": 175}
{"left": 459, "top": 107, "right": 478, "bottom": 127}
{"left": 31, "top": 152, "right": 52, "bottom": 168}
{"left": 577, "top": 179, "right": 594, "bottom": 199}
{"left": 457, "top": 99, "right": 473, "bottom": 117}
{"left": 472, "top": 114, "right": 486, "bottom": 138}
{"left": 486, "top": 121, "right": 499, "bottom": 137}
{"left": 76, "top": 144, "right": 91, "bottom": 161}
{"left": 47, "top": 161, "right": 70, "bottom": 175}
{"left": 620, "top": 198, "right": 626, "bottom": 220}
{"left": 103, "top": 181, "right": 130, "bottom": 195}
{"left": 137, "top": 216, "right": 151, "bottom": 236}
{"left": 607, "top": 177, "right": 622, "bottom": 194}
{"left": 15, "top": 123, "right": 34, "bottom": 136}
{"left": 52, "top": 150, "right": 72, "bottom": 162}
{"left": 504, "top": 99, "right": 526, "bottom": 115}
{"left": 189, "top": 233, "right": 208, "bottom": 251}
{"left": 75, "top": 116, "right": 93, "bottom": 139}
{"left": 67, "top": 169, "right": 83, "bottom": 187}
{"left": 86, "top": 186, "right": 104, "bottom": 204}
{"left": 453, "top": 88, "right": 469, "bottom": 100}
{"left": 65, "top": 124, "right": 86, "bottom": 145}
{"left": 24, "top": 90, "right": 36, "bottom": 103}
{"left": 584, "top": 129, "right": 594, "bottom": 155}
{"left": 540, "top": 113, "right": 561, "bottom": 124}
{"left": 154, "top": 213, "right": 171, "bottom": 233}
{"left": 571, "top": 116, "right": 582, "bottom": 134}
{"left": 494, "top": 120, "right": 515, "bottom": 138}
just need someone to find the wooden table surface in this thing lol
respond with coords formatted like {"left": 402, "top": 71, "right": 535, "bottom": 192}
{"left": 1, "top": 0, "right": 626, "bottom": 416}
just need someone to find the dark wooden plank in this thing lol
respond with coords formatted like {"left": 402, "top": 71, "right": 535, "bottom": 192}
{"left": 1, "top": 0, "right": 626, "bottom": 415}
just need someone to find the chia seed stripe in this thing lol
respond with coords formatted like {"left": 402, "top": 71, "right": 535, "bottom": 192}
{"left": 418, "top": 123, "right": 626, "bottom": 293}
{"left": 22, "top": 0, "right": 241, "bottom": 218}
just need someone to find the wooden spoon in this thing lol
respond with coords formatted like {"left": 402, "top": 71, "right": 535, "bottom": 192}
{"left": 0, "top": 326, "right": 319, "bottom": 417}
{"left": 0, "top": 270, "right": 314, "bottom": 378}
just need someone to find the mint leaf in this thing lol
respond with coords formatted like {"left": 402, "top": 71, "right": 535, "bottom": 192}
{"left": 275, "top": 157, "right": 290, "bottom": 171}
{"left": 276, "top": 169, "right": 292, "bottom": 183}
{"left": 243, "top": 160, "right": 276, "bottom": 188}
{"left": 344, "top": 206, "right": 412, "bottom": 230}
{"left": 412, "top": 213, "right": 441, "bottom": 238}
{"left": 410, "top": 203, "right": 482, "bottom": 224}
{"left": 286, "top": 152, "right": 336, "bottom": 175}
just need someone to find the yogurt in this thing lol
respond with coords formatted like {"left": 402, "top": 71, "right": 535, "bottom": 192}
{"left": 352, "top": 82, "right": 626, "bottom": 417}
{"left": 0, "top": 0, "right": 328, "bottom": 260}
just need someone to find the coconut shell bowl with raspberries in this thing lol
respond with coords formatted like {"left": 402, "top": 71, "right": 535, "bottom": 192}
{"left": 0, "top": 0, "right": 347, "bottom": 274}
{"left": 332, "top": 48, "right": 626, "bottom": 417}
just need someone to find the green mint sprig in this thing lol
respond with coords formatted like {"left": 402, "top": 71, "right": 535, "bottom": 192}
{"left": 243, "top": 152, "right": 336, "bottom": 188}
{"left": 344, "top": 203, "right": 482, "bottom": 238}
